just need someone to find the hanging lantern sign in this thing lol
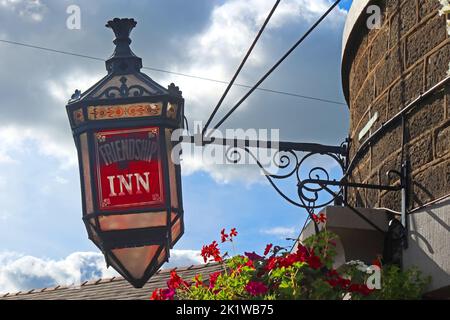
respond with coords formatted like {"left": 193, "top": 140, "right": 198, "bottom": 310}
{"left": 66, "top": 18, "right": 184, "bottom": 288}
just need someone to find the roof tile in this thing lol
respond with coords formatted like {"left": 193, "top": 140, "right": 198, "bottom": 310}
{"left": 0, "top": 263, "right": 221, "bottom": 300}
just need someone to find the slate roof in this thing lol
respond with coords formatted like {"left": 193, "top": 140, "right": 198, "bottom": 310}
{"left": 0, "top": 263, "right": 222, "bottom": 300}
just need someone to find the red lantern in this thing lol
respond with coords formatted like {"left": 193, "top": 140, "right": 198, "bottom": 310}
{"left": 66, "top": 18, "right": 184, "bottom": 288}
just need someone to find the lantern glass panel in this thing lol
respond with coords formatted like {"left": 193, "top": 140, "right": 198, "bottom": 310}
{"left": 112, "top": 245, "right": 159, "bottom": 279}
{"left": 80, "top": 133, "right": 94, "bottom": 214}
{"left": 98, "top": 212, "right": 167, "bottom": 231}
{"left": 165, "top": 129, "right": 179, "bottom": 209}
{"left": 107, "top": 254, "right": 130, "bottom": 279}
{"left": 171, "top": 218, "right": 182, "bottom": 245}
{"left": 157, "top": 248, "right": 167, "bottom": 266}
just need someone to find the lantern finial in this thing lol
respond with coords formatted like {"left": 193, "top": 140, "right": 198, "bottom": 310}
{"left": 105, "top": 18, "right": 142, "bottom": 74}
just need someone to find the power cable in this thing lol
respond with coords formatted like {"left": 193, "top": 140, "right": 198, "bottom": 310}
{"left": 0, "top": 38, "right": 346, "bottom": 106}
{"left": 209, "top": 0, "right": 343, "bottom": 133}
{"left": 202, "top": 0, "right": 281, "bottom": 136}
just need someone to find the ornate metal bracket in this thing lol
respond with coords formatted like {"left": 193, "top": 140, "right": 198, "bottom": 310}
{"left": 181, "top": 135, "right": 409, "bottom": 240}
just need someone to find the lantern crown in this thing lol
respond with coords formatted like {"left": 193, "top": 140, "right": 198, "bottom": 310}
{"left": 105, "top": 17, "right": 142, "bottom": 75}
{"left": 66, "top": 17, "right": 179, "bottom": 106}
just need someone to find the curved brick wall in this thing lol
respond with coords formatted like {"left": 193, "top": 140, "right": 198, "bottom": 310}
{"left": 342, "top": 0, "right": 450, "bottom": 211}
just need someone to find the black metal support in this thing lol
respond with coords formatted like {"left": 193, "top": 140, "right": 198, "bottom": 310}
{"left": 300, "top": 178, "right": 402, "bottom": 192}
{"left": 181, "top": 134, "right": 346, "bottom": 155}
{"left": 400, "top": 161, "right": 409, "bottom": 249}
{"left": 179, "top": 135, "right": 409, "bottom": 238}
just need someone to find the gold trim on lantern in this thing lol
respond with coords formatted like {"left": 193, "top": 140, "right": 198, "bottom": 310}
{"left": 167, "top": 103, "right": 178, "bottom": 119}
{"left": 73, "top": 109, "right": 85, "bottom": 125}
{"left": 87, "top": 103, "right": 162, "bottom": 120}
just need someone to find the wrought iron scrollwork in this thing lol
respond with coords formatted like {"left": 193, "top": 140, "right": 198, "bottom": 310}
{"left": 182, "top": 134, "right": 408, "bottom": 234}
{"left": 99, "top": 76, "right": 151, "bottom": 99}
{"left": 241, "top": 146, "right": 346, "bottom": 211}
{"left": 236, "top": 139, "right": 408, "bottom": 235}
{"left": 238, "top": 146, "right": 345, "bottom": 234}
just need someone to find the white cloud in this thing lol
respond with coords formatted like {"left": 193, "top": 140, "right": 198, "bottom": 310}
{"left": 162, "top": 0, "right": 347, "bottom": 119}
{"left": 0, "top": 0, "right": 47, "bottom": 22}
{"left": 261, "top": 226, "right": 297, "bottom": 238}
{"left": 0, "top": 249, "right": 206, "bottom": 294}
{"left": 0, "top": 251, "right": 117, "bottom": 294}
{"left": 47, "top": 71, "right": 104, "bottom": 104}
{"left": 160, "top": 0, "right": 347, "bottom": 184}
{"left": 162, "top": 249, "right": 204, "bottom": 270}
{"left": 55, "top": 175, "right": 69, "bottom": 185}
{"left": 180, "top": 152, "right": 265, "bottom": 186}
{"left": 0, "top": 126, "right": 77, "bottom": 169}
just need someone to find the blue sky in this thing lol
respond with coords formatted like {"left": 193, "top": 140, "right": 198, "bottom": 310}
{"left": 341, "top": 0, "right": 353, "bottom": 11}
{"left": 0, "top": 0, "right": 352, "bottom": 293}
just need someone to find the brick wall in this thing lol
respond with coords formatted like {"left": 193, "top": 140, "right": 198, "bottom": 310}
{"left": 345, "top": 0, "right": 450, "bottom": 211}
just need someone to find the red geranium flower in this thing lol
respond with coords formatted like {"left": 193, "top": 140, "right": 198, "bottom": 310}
{"left": 338, "top": 278, "right": 351, "bottom": 289}
{"left": 209, "top": 272, "right": 221, "bottom": 289}
{"left": 201, "top": 241, "right": 223, "bottom": 263}
{"left": 245, "top": 251, "right": 263, "bottom": 261}
{"left": 326, "top": 269, "right": 339, "bottom": 277}
{"left": 220, "top": 228, "right": 238, "bottom": 243}
{"left": 167, "top": 270, "right": 188, "bottom": 290}
{"left": 372, "top": 257, "right": 382, "bottom": 268}
{"left": 265, "top": 257, "right": 278, "bottom": 271}
{"left": 245, "top": 259, "right": 255, "bottom": 269}
{"left": 194, "top": 274, "right": 203, "bottom": 288}
{"left": 220, "top": 229, "right": 229, "bottom": 243}
{"left": 161, "top": 288, "right": 176, "bottom": 300}
{"left": 326, "top": 278, "right": 339, "bottom": 288}
{"left": 264, "top": 244, "right": 273, "bottom": 256}
{"left": 245, "top": 281, "right": 268, "bottom": 296}
{"left": 296, "top": 244, "right": 308, "bottom": 260}
{"left": 312, "top": 213, "right": 327, "bottom": 224}
{"left": 349, "top": 284, "right": 373, "bottom": 296}
{"left": 150, "top": 289, "right": 163, "bottom": 300}
{"left": 306, "top": 254, "right": 322, "bottom": 270}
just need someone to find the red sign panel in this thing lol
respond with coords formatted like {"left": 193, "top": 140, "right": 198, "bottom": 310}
{"left": 94, "top": 127, "right": 165, "bottom": 211}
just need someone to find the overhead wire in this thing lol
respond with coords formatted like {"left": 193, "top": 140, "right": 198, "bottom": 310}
{"left": 202, "top": 0, "right": 282, "bottom": 136}
{"left": 208, "top": 0, "right": 343, "bottom": 134}
{"left": 0, "top": 38, "right": 346, "bottom": 106}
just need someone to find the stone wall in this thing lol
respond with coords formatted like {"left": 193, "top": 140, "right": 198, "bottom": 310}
{"left": 344, "top": 0, "right": 450, "bottom": 211}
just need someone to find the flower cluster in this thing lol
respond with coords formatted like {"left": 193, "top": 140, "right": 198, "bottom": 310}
{"left": 264, "top": 244, "right": 322, "bottom": 271}
{"left": 245, "top": 281, "right": 268, "bottom": 296}
{"left": 200, "top": 241, "right": 223, "bottom": 263}
{"left": 150, "top": 226, "right": 430, "bottom": 300}
{"left": 151, "top": 270, "right": 189, "bottom": 300}
{"left": 325, "top": 269, "right": 373, "bottom": 296}
{"left": 151, "top": 228, "right": 346, "bottom": 300}
{"left": 312, "top": 213, "right": 327, "bottom": 224}
{"left": 221, "top": 228, "right": 238, "bottom": 243}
